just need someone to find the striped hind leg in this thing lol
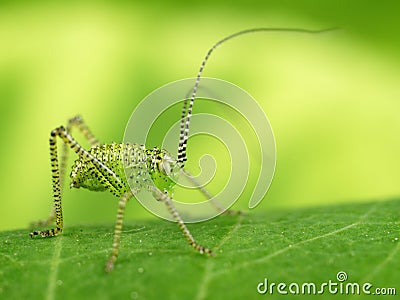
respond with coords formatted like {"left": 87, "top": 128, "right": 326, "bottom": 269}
{"left": 30, "top": 116, "right": 101, "bottom": 227}
{"left": 30, "top": 126, "right": 118, "bottom": 238}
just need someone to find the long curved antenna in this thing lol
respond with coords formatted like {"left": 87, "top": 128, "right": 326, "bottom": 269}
{"left": 176, "top": 27, "right": 337, "bottom": 167}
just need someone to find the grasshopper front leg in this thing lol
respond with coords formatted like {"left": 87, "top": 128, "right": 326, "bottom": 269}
{"left": 151, "top": 187, "right": 214, "bottom": 257}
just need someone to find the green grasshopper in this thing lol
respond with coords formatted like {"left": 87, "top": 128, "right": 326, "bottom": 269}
{"left": 30, "top": 27, "right": 331, "bottom": 272}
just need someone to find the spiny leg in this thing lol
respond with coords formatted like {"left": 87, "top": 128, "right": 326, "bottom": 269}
{"left": 105, "top": 190, "right": 134, "bottom": 273}
{"left": 181, "top": 169, "right": 242, "bottom": 216}
{"left": 30, "top": 126, "right": 120, "bottom": 238}
{"left": 152, "top": 187, "right": 214, "bottom": 256}
{"left": 30, "top": 128, "right": 64, "bottom": 237}
{"left": 31, "top": 116, "right": 101, "bottom": 227}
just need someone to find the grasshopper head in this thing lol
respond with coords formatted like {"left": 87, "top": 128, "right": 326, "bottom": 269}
{"left": 147, "top": 147, "right": 181, "bottom": 193}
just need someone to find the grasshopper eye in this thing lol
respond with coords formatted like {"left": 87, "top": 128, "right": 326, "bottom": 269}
{"left": 159, "top": 159, "right": 172, "bottom": 176}
{"left": 160, "top": 160, "right": 171, "bottom": 175}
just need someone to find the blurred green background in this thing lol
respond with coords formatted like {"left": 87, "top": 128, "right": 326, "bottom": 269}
{"left": 0, "top": 1, "right": 399, "bottom": 231}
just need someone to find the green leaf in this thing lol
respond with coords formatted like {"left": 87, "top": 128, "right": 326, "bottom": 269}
{"left": 1, "top": 199, "right": 399, "bottom": 300}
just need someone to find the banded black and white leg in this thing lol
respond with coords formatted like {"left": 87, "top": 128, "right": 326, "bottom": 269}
{"left": 29, "top": 125, "right": 121, "bottom": 238}
{"left": 151, "top": 187, "right": 214, "bottom": 257}
{"left": 30, "top": 116, "right": 100, "bottom": 227}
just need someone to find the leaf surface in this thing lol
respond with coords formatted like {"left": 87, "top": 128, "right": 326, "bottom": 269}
{"left": 0, "top": 199, "right": 399, "bottom": 299}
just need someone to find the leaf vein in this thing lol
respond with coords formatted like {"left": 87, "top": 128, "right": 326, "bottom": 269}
{"left": 195, "top": 215, "right": 243, "bottom": 300}
{"left": 212, "top": 202, "right": 381, "bottom": 278}
{"left": 46, "top": 237, "right": 62, "bottom": 300}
